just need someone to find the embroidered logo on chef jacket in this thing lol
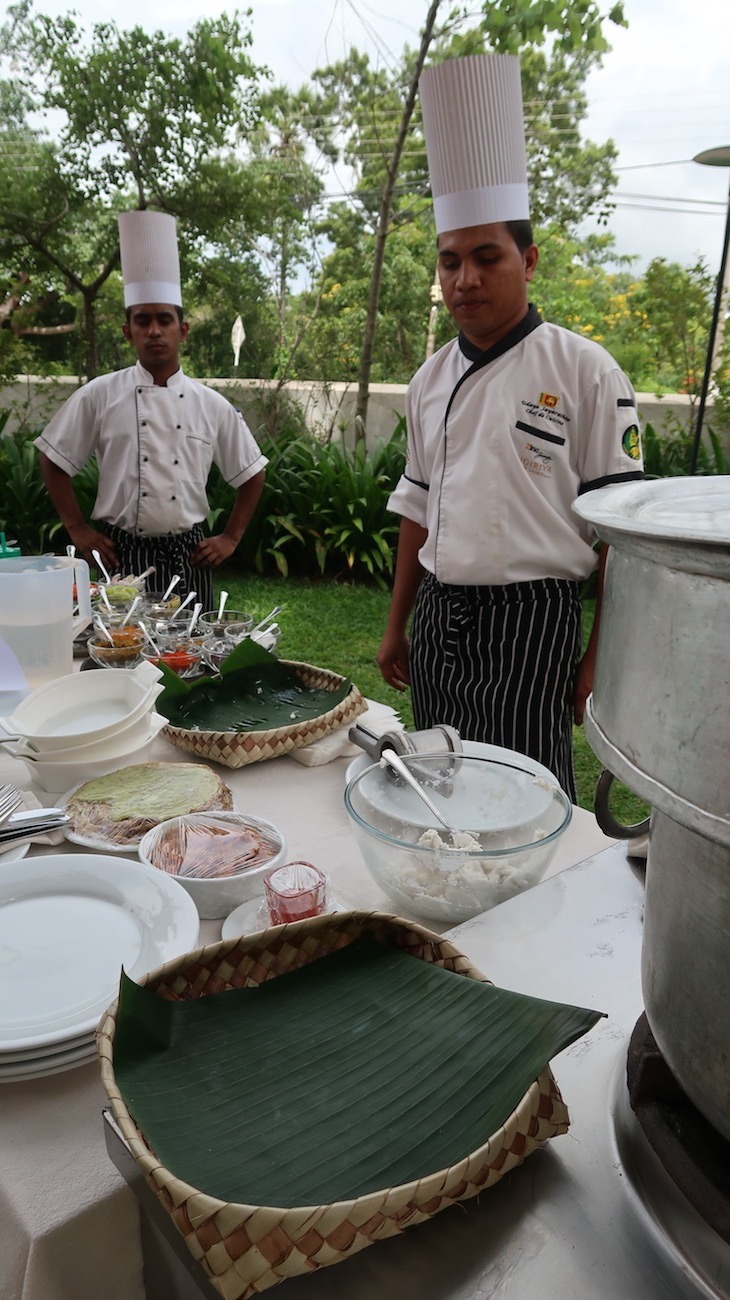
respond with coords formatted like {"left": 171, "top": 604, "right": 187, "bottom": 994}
{"left": 621, "top": 423, "right": 642, "bottom": 461}
{"left": 539, "top": 391, "right": 559, "bottom": 408}
{"left": 519, "top": 441, "right": 553, "bottom": 478}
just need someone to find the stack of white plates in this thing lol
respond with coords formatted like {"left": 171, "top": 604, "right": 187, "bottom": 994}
{"left": 0, "top": 663, "right": 168, "bottom": 793}
{"left": 0, "top": 852, "right": 199, "bottom": 1082}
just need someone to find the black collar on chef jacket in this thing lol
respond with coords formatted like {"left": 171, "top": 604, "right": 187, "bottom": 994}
{"left": 445, "top": 305, "right": 543, "bottom": 429}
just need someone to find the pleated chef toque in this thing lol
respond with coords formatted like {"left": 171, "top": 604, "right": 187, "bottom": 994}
{"left": 419, "top": 54, "right": 529, "bottom": 234}
{"left": 118, "top": 210, "right": 182, "bottom": 309}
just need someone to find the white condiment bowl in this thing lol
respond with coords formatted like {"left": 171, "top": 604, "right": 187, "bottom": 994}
{"left": 138, "top": 812, "right": 287, "bottom": 919}
{"left": 344, "top": 752, "right": 572, "bottom": 924}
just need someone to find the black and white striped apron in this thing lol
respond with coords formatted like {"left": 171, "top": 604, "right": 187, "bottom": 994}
{"left": 409, "top": 572, "right": 582, "bottom": 801}
{"left": 98, "top": 522, "right": 214, "bottom": 612}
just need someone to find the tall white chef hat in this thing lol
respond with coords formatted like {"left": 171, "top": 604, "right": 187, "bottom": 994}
{"left": 419, "top": 53, "right": 529, "bottom": 234}
{"left": 118, "top": 210, "right": 182, "bottom": 309}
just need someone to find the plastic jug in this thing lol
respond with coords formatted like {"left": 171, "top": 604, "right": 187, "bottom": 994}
{"left": 0, "top": 556, "right": 92, "bottom": 688}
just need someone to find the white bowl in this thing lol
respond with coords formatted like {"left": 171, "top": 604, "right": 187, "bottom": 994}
{"left": 2, "top": 703, "right": 167, "bottom": 763}
{"left": 344, "top": 753, "right": 572, "bottom": 924}
{"left": 17, "top": 713, "right": 167, "bottom": 793}
{"left": 2, "top": 664, "right": 163, "bottom": 749}
{"left": 138, "top": 812, "right": 287, "bottom": 919}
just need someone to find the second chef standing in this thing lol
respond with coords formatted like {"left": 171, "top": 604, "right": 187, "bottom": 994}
{"left": 34, "top": 210, "right": 267, "bottom": 610}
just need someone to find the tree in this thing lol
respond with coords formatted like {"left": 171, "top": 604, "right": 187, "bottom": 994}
{"left": 0, "top": 4, "right": 266, "bottom": 375}
{"left": 307, "top": 0, "right": 626, "bottom": 436}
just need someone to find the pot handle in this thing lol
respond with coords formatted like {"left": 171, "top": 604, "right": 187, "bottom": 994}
{"left": 594, "top": 769, "right": 651, "bottom": 840}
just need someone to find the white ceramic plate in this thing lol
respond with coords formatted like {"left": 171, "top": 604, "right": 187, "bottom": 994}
{"left": 0, "top": 1038, "right": 97, "bottom": 1080}
{"left": 0, "top": 1027, "right": 94, "bottom": 1064}
{"left": 0, "top": 852, "right": 199, "bottom": 1051}
{"left": 0, "top": 1046, "right": 99, "bottom": 1084}
{"left": 0, "top": 841, "right": 30, "bottom": 865}
{"left": 221, "top": 893, "right": 346, "bottom": 942}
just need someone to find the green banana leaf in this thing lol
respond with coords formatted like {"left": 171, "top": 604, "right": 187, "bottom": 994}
{"left": 114, "top": 936, "right": 603, "bottom": 1208}
{"left": 158, "top": 638, "right": 352, "bottom": 731}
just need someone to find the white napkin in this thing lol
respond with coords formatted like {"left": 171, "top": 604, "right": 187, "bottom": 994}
{"left": 0, "top": 788, "right": 66, "bottom": 852}
{"left": 290, "top": 699, "right": 403, "bottom": 767}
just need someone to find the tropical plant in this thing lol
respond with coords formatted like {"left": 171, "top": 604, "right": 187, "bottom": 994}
{"left": 642, "top": 418, "right": 729, "bottom": 478}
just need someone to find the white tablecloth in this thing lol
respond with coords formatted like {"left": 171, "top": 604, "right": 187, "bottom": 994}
{"left": 0, "top": 731, "right": 615, "bottom": 1300}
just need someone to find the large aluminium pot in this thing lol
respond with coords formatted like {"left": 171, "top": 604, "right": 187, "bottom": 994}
{"left": 575, "top": 477, "right": 730, "bottom": 844}
{"left": 574, "top": 477, "right": 730, "bottom": 1137}
{"left": 643, "top": 809, "right": 730, "bottom": 1142}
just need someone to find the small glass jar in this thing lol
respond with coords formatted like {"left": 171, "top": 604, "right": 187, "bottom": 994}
{"left": 264, "top": 862, "right": 328, "bottom": 924}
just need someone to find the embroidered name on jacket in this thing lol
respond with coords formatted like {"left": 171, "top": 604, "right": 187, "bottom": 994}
{"left": 520, "top": 398, "right": 571, "bottom": 431}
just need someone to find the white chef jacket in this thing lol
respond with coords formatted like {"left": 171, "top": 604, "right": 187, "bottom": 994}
{"left": 34, "top": 363, "right": 267, "bottom": 537}
{"left": 388, "top": 312, "right": 644, "bottom": 585}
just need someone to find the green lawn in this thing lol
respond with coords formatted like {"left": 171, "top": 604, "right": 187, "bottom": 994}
{"left": 217, "top": 569, "right": 649, "bottom": 824}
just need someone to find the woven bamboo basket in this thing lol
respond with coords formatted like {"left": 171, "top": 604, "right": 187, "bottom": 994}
{"left": 98, "top": 911, "right": 570, "bottom": 1300}
{"left": 161, "top": 661, "right": 366, "bottom": 768}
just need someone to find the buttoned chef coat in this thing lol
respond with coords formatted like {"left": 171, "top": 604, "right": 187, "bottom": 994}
{"left": 34, "top": 363, "right": 267, "bottom": 537}
{"left": 388, "top": 310, "right": 644, "bottom": 586}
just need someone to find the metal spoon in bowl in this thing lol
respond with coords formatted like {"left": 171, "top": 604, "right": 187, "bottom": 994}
{"left": 137, "top": 618, "right": 162, "bottom": 655}
{"left": 92, "top": 549, "right": 113, "bottom": 585}
{"left": 379, "top": 749, "right": 458, "bottom": 838}
{"left": 120, "top": 595, "right": 143, "bottom": 627}
{"left": 249, "top": 605, "right": 283, "bottom": 640}
{"left": 162, "top": 574, "right": 181, "bottom": 603}
{"left": 187, "top": 602, "right": 203, "bottom": 638}
{"left": 92, "top": 613, "right": 115, "bottom": 645}
{"left": 169, "top": 590, "right": 197, "bottom": 622}
{"left": 217, "top": 590, "right": 228, "bottom": 621}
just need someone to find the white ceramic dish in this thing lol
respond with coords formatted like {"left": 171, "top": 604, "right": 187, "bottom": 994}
{"left": 2, "top": 663, "right": 163, "bottom": 748}
{"left": 3, "top": 701, "right": 167, "bottom": 763}
{"left": 0, "top": 852, "right": 199, "bottom": 1052}
{"left": 0, "top": 1046, "right": 99, "bottom": 1083}
{"left": 0, "top": 841, "right": 30, "bottom": 865}
{"left": 22, "top": 714, "right": 167, "bottom": 795}
{"left": 221, "top": 892, "right": 346, "bottom": 941}
{"left": 138, "top": 812, "right": 287, "bottom": 919}
{"left": 0, "top": 1026, "right": 95, "bottom": 1063}
{"left": 0, "top": 1039, "right": 98, "bottom": 1080}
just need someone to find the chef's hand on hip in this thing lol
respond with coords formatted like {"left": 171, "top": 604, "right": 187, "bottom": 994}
{"left": 69, "top": 524, "right": 118, "bottom": 572}
{"left": 190, "top": 534, "right": 237, "bottom": 568}
{"left": 377, "top": 630, "right": 411, "bottom": 692}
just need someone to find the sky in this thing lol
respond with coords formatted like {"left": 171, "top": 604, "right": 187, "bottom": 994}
{"left": 7, "top": 0, "right": 730, "bottom": 276}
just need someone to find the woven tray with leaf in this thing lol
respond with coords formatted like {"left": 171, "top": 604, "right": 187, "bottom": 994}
{"left": 98, "top": 910, "right": 602, "bottom": 1300}
{"left": 158, "top": 641, "right": 366, "bottom": 768}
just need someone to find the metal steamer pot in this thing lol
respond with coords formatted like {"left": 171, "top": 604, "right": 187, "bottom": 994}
{"left": 574, "top": 477, "right": 730, "bottom": 1140}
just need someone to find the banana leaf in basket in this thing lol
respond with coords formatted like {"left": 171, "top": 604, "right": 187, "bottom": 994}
{"left": 158, "top": 639, "right": 366, "bottom": 767}
{"left": 99, "top": 912, "right": 602, "bottom": 1299}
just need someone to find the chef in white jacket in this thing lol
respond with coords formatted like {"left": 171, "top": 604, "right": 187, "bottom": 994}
{"left": 377, "top": 55, "right": 644, "bottom": 799}
{"left": 35, "top": 211, "right": 267, "bottom": 609}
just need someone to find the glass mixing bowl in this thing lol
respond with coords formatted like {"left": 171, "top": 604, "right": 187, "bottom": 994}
{"left": 344, "top": 752, "right": 572, "bottom": 924}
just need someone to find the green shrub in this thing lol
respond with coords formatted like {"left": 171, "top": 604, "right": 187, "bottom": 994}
{"left": 208, "top": 422, "right": 406, "bottom": 585}
{"left": 642, "top": 417, "right": 729, "bottom": 477}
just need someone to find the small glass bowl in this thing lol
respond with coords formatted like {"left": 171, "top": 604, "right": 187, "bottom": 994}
{"left": 143, "top": 641, "right": 203, "bottom": 679}
{"left": 87, "top": 626, "right": 146, "bottom": 669}
{"left": 203, "top": 635, "right": 231, "bottom": 672}
{"left": 198, "top": 609, "right": 253, "bottom": 639}
{"left": 142, "top": 590, "right": 184, "bottom": 620}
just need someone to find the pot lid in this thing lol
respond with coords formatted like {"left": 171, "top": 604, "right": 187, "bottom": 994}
{"left": 573, "top": 476, "right": 730, "bottom": 544}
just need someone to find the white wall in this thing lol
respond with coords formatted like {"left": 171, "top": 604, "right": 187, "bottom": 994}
{"left": 1, "top": 375, "right": 723, "bottom": 452}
